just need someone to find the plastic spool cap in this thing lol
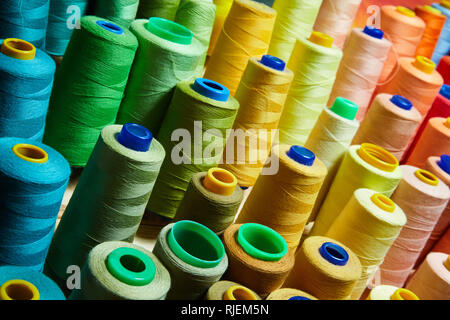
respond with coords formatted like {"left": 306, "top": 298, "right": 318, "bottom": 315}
{"left": 413, "top": 56, "right": 436, "bottom": 74}
{"left": 117, "top": 123, "right": 153, "bottom": 152}
{"left": 442, "top": 1, "right": 450, "bottom": 10}
{"left": 192, "top": 78, "right": 230, "bottom": 102}
{"left": 414, "top": 169, "right": 439, "bottom": 186}
{"left": 223, "top": 285, "right": 259, "bottom": 300}
{"left": 390, "top": 288, "right": 420, "bottom": 300}
{"left": 363, "top": 26, "right": 384, "bottom": 40}
{"left": 106, "top": 247, "right": 156, "bottom": 286}
{"left": 390, "top": 95, "right": 413, "bottom": 111}
{"left": 0, "top": 38, "right": 36, "bottom": 60}
{"left": 437, "top": 155, "right": 450, "bottom": 174}
{"left": 319, "top": 242, "right": 349, "bottom": 266}
{"left": 146, "top": 17, "right": 193, "bottom": 45}
{"left": 96, "top": 20, "right": 124, "bottom": 35}
{"left": 330, "top": 97, "right": 359, "bottom": 120}
{"left": 371, "top": 193, "right": 396, "bottom": 213}
{"left": 357, "top": 143, "right": 399, "bottom": 173}
{"left": 396, "top": 6, "right": 416, "bottom": 17}
{"left": 440, "top": 84, "right": 450, "bottom": 100}
{"left": 202, "top": 167, "right": 237, "bottom": 196}
{"left": 168, "top": 220, "right": 225, "bottom": 268}
{"left": 286, "top": 146, "right": 316, "bottom": 166}
{"left": 12, "top": 144, "right": 48, "bottom": 164}
{"left": 308, "top": 31, "right": 334, "bottom": 48}
{"left": 444, "top": 255, "right": 450, "bottom": 271}
{"left": 289, "top": 296, "right": 311, "bottom": 300}
{"left": 0, "top": 280, "right": 40, "bottom": 300}
{"left": 446, "top": 117, "right": 450, "bottom": 129}
{"left": 260, "top": 54, "right": 286, "bottom": 71}
{"left": 424, "top": 5, "right": 442, "bottom": 15}
{"left": 237, "top": 223, "right": 288, "bottom": 261}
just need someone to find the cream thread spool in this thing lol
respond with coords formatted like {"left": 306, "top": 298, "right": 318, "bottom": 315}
{"left": 266, "top": 288, "right": 317, "bottom": 300}
{"left": 367, "top": 285, "right": 419, "bottom": 300}
{"left": 206, "top": 280, "right": 261, "bottom": 300}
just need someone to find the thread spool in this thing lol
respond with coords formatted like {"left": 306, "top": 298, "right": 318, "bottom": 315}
{"left": 267, "top": 0, "right": 323, "bottom": 61}
{"left": 220, "top": 55, "right": 294, "bottom": 187}
{"left": 328, "top": 27, "right": 392, "bottom": 120}
{"left": 352, "top": 94, "right": 422, "bottom": 161}
{"left": 174, "top": 168, "right": 243, "bottom": 233}
{"left": 206, "top": 280, "right": 261, "bottom": 300}
{"left": 207, "top": 0, "right": 233, "bottom": 56}
{"left": 237, "top": 145, "right": 327, "bottom": 250}
{"left": 95, "top": 0, "right": 139, "bottom": 28}
{"left": 266, "top": 288, "right": 317, "bottom": 300}
{"left": 326, "top": 189, "right": 407, "bottom": 300}
{"left": 204, "top": 0, "right": 276, "bottom": 95}
{"left": 406, "top": 252, "right": 450, "bottom": 300}
{"left": 147, "top": 79, "right": 239, "bottom": 220}
{"left": 45, "top": 0, "right": 89, "bottom": 56}
{"left": 433, "top": 226, "right": 450, "bottom": 254}
{"left": 46, "top": 124, "right": 165, "bottom": 286}
{"left": 432, "top": 2, "right": 450, "bottom": 64}
{"left": 0, "top": 38, "right": 55, "bottom": 141}
{"left": 0, "top": 266, "right": 65, "bottom": 300}
{"left": 367, "top": 285, "right": 419, "bottom": 300}
{"left": 415, "top": 5, "right": 447, "bottom": 59}
{"left": 0, "top": 0, "right": 49, "bottom": 49}
{"left": 153, "top": 221, "right": 228, "bottom": 300}
{"left": 278, "top": 31, "right": 343, "bottom": 146}
{"left": 43, "top": 17, "right": 138, "bottom": 167}
{"left": 69, "top": 241, "right": 171, "bottom": 300}
{"left": 284, "top": 236, "right": 362, "bottom": 300}
{"left": 379, "top": 165, "right": 450, "bottom": 287}
{"left": 437, "top": 56, "right": 450, "bottom": 84}
{"left": 137, "top": 0, "right": 180, "bottom": 20}
{"left": 116, "top": 18, "right": 203, "bottom": 133}
{"left": 311, "top": 143, "right": 402, "bottom": 236}
{"left": 222, "top": 223, "right": 294, "bottom": 298}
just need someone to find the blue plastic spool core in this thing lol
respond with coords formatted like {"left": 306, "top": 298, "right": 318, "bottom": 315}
{"left": 286, "top": 146, "right": 315, "bottom": 166}
{"left": 260, "top": 55, "right": 286, "bottom": 71}
{"left": 319, "top": 242, "right": 349, "bottom": 266}
{"left": 96, "top": 20, "right": 124, "bottom": 35}
{"left": 438, "top": 155, "right": 450, "bottom": 174}
{"left": 289, "top": 296, "right": 311, "bottom": 300}
{"left": 390, "top": 95, "right": 413, "bottom": 111}
{"left": 192, "top": 78, "right": 230, "bottom": 102}
{"left": 363, "top": 26, "right": 384, "bottom": 39}
{"left": 440, "top": 84, "right": 450, "bottom": 100}
{"left": 117, "top": 123, "right": 153, "bottom": 152}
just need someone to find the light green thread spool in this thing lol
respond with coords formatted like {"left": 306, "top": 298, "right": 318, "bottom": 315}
{"left": 95, "top": 0, "right": 139, "bottom": 28}
{"left": 137, "top": 0, "right": 181, "bottom": 20}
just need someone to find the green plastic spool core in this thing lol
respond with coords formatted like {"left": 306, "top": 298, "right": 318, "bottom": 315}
{"left": 146, "top": 17, "right": 193, "bottom": 45}
{"left": 329, "top": 97, "right": 359, "bottom": 120}
{"left": 237, "top": 223, "right": 288, "bottom": 261}
{"left": 106, "top": 247, "right": 156, "bottom": 286}
{"left": 168, "top": 220, "right": 225, "bottom": 268}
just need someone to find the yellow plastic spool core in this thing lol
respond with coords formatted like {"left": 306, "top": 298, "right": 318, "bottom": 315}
{"left": 413, "top": 56, "right": 436, "bottom": 74}
{"left": 445, "top": 117, "right": 450, "bottom": 129}
{"left": 12, "top": 144, "right": 48, "bottom": 164}
{"left": 441, "top": 1, "right": 450, "bottom": 10}
{"left": 223, "top": 285, "right": 258, "bottom": 300}
{"left": 357, "top": 143, "right": 399, "bottom": 173}
{"left": 390, "top": 288, "right": 420, "bottom": 300}
{"left": 1, "top": 38, "right": 36, "bottom": 60}
{"left": 308, "top": 31, "right": 334, "bottom": 48}
{"left": 423, "top": 5, "right": 442, "bottom": 15}
{"left": 371, "top": 193, "right": 395, "bottom": 213}
{"left": 444, "top": 255, "right": 450, "bottom": 271}
{"left": 396, "top": 6, "right": 416, "bottom": 17}
{"left": 202, "top": 167, "right": 237, "bottom": 196}
{"left": 0, "top": 280, "right": 40, "bottom": 300}
{"left": 414, "top": 169, "right": 439, "bottom": 186}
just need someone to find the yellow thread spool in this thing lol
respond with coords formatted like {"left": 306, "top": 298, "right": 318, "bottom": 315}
{"left": 0, "top": 280, "right": 40, "bottom": 300}
{"left": 441, "top": 0, "right": 450, "bottom": 10}
{"left": 223, "top": 285, "right": 259, "bottom": 300}
{"left": 397, "top": 6, "right": 416, "bottom": 17}
{"left": 390, "top": 288, "right": 420, "bottom": 300}
{"left": 414, "top": 169, "right": 439, "bottom": 186}
{"left": 0, "top": 38, "right": 36, "bottom": 60}
{"left": 413, "top": 56, "right": 436, "bottom": 74}
{"left": 357, "top": 143, "right": 399, "bottom": 173}
{"left": 308, "top": 31, "right": 334, "bottom": 48}
{"left": 12, "top": 144, "right": 48, "bottom": 164}
{"left": 202, "top": 167, "right": 237, "bottom": 196}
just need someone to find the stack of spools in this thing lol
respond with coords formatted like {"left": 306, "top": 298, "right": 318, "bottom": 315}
{"left": 432, "top": 1, "right": 450, "bottom": 64}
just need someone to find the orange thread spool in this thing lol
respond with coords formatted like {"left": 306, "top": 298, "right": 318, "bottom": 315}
{"left": 415, "top": 5, "right": 447, "bottom": 59}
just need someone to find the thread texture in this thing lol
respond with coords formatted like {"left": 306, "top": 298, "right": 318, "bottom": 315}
{"left": 415, "top": 5, "right": 447, "bottom": 59}
{"left": 137, "top": 0, "right": 180, "bottom": 20}
{"left": 208, "top": 0, "right": 233, "bottom": 56}
{"left": 432, "top": 3, "right": 450, "bottom": 64}
{"left": 95, "top": 0, "right": 139, "bottom": 28}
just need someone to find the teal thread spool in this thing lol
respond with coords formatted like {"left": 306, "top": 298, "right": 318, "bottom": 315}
{"left": 137, "top": 0, "right": 181, "bottom": 20}
{"left": 147, "top": 78, "right": 239, "bottom": 219}
{"left": 95, "top": 0, "right": 139, "bottom": 28}
{"left": 45, "top": 124, "right": 165, "bottom": 288}
{"left": 69, "top": 242, "right": 171, "bottom": 300}
{"left": 116, "top": 17, "right": 204, "bottom": 133}
{"left": 43, "top": 16, "right": 138, "bottom": 167}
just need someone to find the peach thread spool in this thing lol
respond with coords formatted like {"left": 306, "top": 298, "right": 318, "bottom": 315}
{"left": 367, "top": 285, "right": 420, "bottom": 300}
{"left": 415, "top": 5, "right": 447, "bottom": 59}
{"left": 379, "top": 165, "right": 450, "bottom": 287}
{"left": 352, "top": 94, "right": 422, "bottom": 161}
{"left": 206, "top": 280, "right": 261, "bottom": 300}
{"left": 266, "top": 288, "right": 317, "bottom": 300}
{"left": 433, "top": 226, "right": 450, "bottom": 254}
{"left": 328, "top": 27, "right": 392, "bottom": 121}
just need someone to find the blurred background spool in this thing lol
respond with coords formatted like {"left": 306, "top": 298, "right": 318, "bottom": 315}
{"left": 237, "top": 145, "right": 327, "bottom": 250}
{"left": 352, "top": 94, "right": 422, "bottom": 161}
{"left": 0, "top": 138, "right": 70, "bottom": 271}
{"left": 46, "top": 124, "right": 165, "bottom": 287}
{"left": 147, "top": 79, "right": 239, "bottom": 220}
{"left": 44, "top": 17, "right": 138, "bottom": 167}
{"left": 328, "top": 27, "right": 392, "bottom": 121}
{"left": 116, "top": 17, "right": 203, "bottom": 133}
{"left": 95, "top": 0, "right": 139, "bottom": 28}
{"left": 222, "top": 223, "right": 294, "bottom": 298}
{"left": 313, "top": 0, "right": 361, "bottom": 49}
{"left": 0, "top": 38, "right": 55, "bottom": 141}
{"left": 204, "top": 0, "right": 276, "bottom": 95}
{"left": 379, "top": 165, "right": 450, "bottom": 287}
{"left": 0, "top": 0, "right": 49, "bottom": 49}
{"left": 220, "top": 55, "right": 294, "bottom": 187}
{"left": 206, "top": 280, "right": 261, "bottom": 300}
{"left": 174, "top": 168, "right": 243, "bottom": 233}
{"left": 310, "top": 143, "right": 402, "bottom": 236}
{"left": 415, "top": 5, "right": 447, "bottom": 59}
{"left": 283, "top": 236, "right": 362, "bottom": 300}
{"left": 367, "top": 285, "right": 419, "bottom": 300}
{"left": 266, "top": 288, "right": 317, "bottom": 300}
{"left": 0, "top": 266, "right": 65, "bottom": 300}
{"left": 153, "top": 221, "right": 228, "bottom": 300}
{"left": 137, "top": 0, "right": 180, "bottom": 20}
{"left": 406, "top": 252, "right": 450, "bottom": 300}
{"left": 267, "top": 0, "right": 323, "bottom": 61}
{"left": 278, "top": 31, "right": 343, "bottom": 146}
{"left": 437, "top": 55, "right": 450, "bottom": 84}
{"left": 69, "top": 241, "right": 171, "bottom": 300}
{"left": 432, "top": 1, "right": 450, "bottom": 64}
{"left": 305, "top": 98, "right": 360, "bottom": 223}
{"left": 326, "top": 189, "right": 407, "bottom": 300}
{"left": 207, "top": 0, "right": 233, "bottom": 57}
{"left": 433, "top": 226, "right": 450, "bottom": 254}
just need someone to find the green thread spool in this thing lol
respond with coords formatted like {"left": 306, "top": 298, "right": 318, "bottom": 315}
{"left": 116, "top": 18, "right": 204, "bottom": 133}
{"left": 45, "top": 124, "right": 165, "bottom": 287}
{"left": 95, "top": 0, "right": 140, "bottom": 28}
{"left": 69, "top": 241, "right": 171, "bottom": 300}
{"left": 137, "top": 0, "right": 181, "bottom": 20}
{"left": 147, "top": 79, "right": 239, "bottom": 219}
{"left": 43, "top": 17, "right": 138, "bottom": 167}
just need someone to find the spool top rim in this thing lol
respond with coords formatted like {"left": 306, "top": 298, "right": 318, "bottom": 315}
{"left": 12, "top": 144, "right": 48, "bottom": 164}
{"left": 202, "top": 168, "right": 237, "bottom": 196}
{"left": 390, "top": 288, "right": 420, "bottom": 300}
{"left": 396, "top": 6, "right": 416, "bottom": 17}
{"left": 438, "top": 154, "right": 450, "bottom": 174}
{"left": 192, "top": 78, "right": 230, "bottom": 101}
{"left": 260, "top": 54, "right": 286, "bottom": 71}
{"left": 413, "top": 56, "right": 436, "bottom": 74}
{"left": 319, "top": 242, "right": 349, "bottom": 266}
{"left": 414, "top": 169, "right": 439, "bottom": 186}
{"left": 1, "top": 38, "right": 36, "bottom": 60}
{"left": 390, "top": 95, "right": 413, "bottom": 111}
{"left": 330, "top": 97, "right": 359, "bottom": 120}
{"left": 371, "top": 193, "right": 396, "bottom": 212}
{"left": 117, "top": 123, "right": 153, "bottom": 152}
{"left": 363, "top": 26, "right": 384, "bottom": 39}
{"left": 357, "top": 143, "right": 399, "bottom": 172}
{"left": 287, "top": 146, "right": 316, "bottom": 166}
{"left": 146, "top": 17, "right": 193, "bottom": 45}
{"left": 96, "top": 20, "right": 124, "bottom": 35}
{"left": 223, "top": 285, "right": 259, "bottom": 300}
{"left": 308, "top": 31, "right": 334, "bottom": 48}
{"left": 423, "top": 5, "right": 442, "bottom": 15}
{"left": 0, "top": 279, "right": 40, "bottom": 300}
